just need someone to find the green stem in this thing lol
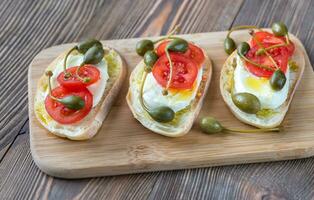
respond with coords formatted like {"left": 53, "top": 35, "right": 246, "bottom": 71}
{"left": 285, "top": 33, "right": 290, "bottom": 45}
{"left": 224, "top": 127, "right": 280, "bottom": 133}
{"left": 75, "top": 63, "right": 90, "bottom": 83}
{"left": 152, "top": 24, "right": 181, "bottom": 44}
{"left": 239, "top": 54, "right": 275, "bottom": 71}
{"left": 153, "top": 36, "right": 181, "bottom": 44}
{"left": 63, "top": 47, "right": 77, "bottom": 76}
{"left": 264, "top": 43, "right": 287, "bottom": 51}
{"left": 46, "top": 72, "right": 59, "bottom": 101}
{"left": 251, "top": 34, "right": 279, "bottom": 70}
{"left": 164, "top": 48, "right": 174, "bottom": 93}
{"left": 227, "top": 25, "right": 263, "bottom": 37}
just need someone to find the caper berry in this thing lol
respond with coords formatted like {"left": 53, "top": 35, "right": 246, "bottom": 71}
{"left": 144, "top": 51, "right": 158, "bottom": 69}
{"left": 166, "top": 38, "right": 188, "bottom": 53}
{"left": 270, "top": 69, "right": 286, "bottom": 91}
{"left": 83, "top": 45, "right": 104, "bottom": 65}
{"left": 200, "top": 116, "right": 223, "bottom": 134}
{"left": 224, "top": 37, "right": 236, "bottom": 55}
{"left": 77, "top": 39, "right": 102, "bottom": 54}
{"left": 237, "top": 42, "right": 250, "bottom": 56}
{"left": 272, "top": 22, "right": 288, "bottom": 37}
{"left": 58, "top": 95, "right": 85, "bottom": 110}
{"left": 148, "top": 106, "right": 175, "bottom": 123}
{"left": 136, "top": 40, "right": 154, "bottom": 56}
{"left": 232, "top": 92, "right": 261, "bottom": 114}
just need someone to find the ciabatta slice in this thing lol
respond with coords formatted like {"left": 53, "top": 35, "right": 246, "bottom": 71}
{"left": 34, "top": 46, "right": 127, "bottom": 140}
{"left": 127, "top": 47, "right": 212, "bottom": 137}
{"left": 220, "top": 34, "right": 305, "bottom": 128}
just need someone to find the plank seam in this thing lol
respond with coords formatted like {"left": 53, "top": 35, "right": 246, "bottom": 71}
{"left": 0, "top": 118, "right": 29, "bottom": 163}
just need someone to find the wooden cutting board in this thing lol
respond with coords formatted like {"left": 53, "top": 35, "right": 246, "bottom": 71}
{"left": 28, "top": 30, "right": 314, "bottom": 179}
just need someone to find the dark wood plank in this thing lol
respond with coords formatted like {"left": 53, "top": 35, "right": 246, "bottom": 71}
{"left": 0, "top": 133, "right": 160, "bottom": 199}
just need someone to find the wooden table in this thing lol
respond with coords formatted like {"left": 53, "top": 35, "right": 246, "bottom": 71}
{"left": 0, "top": 0, "right": 313, "bottom": 199}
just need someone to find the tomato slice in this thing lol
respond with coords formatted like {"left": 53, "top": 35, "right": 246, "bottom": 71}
{"left": 152, "top": 53, "right": 198, "bottom": 89}
{"left": 57, "top": 65, "right": 100, "bottom": 89}
{"left": 250, "top": 31, "right": 294, "bottom": 56}
{"left": 245, "top": 31, "right": 294, "bottom": 78}
{"left": 156, "top": 41, "right": 205, "bottom": 67}
{"left": 45, "top": 86, "right": 93, "bottom": 124}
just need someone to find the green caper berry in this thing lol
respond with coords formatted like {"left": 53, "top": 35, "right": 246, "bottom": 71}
{"left": 83, "top": 45, "right": 104, "bottom": 65}
{"left": 270, "top": 69, "right": 286, "bottom": 91}
{"left": 256, "top": 48, "right": 266, "bottom": 56}
{"left": 200, "top": 117, "right": 223, "bottom": 134}
{"left": 272, "top": 22, "right": 288, "bottom": 37}
{"left": 148, "top": 106, "right": 175, "bottom": 123}
{"left": 144, "top": 51, "right": 158, "bottom": 68}
{"left": 224, "top": 37, "right": 236, "bottom": 55}
{"left": 166, "top": 38, "right": 188, "bottom": 53}
{"left": 237, "top": 42, "right": 250, "bottom": 56}
{"left": 58, "top": 95, "right": 85, "bottom": 110}
{"left": 136, "top": 40, "right": 154, "bottom": 56}
{"left": 77, "top": 39, "right": 102, "bottom": 54}
{"left": 232, "top": 92, "right": 261, "bottom": 114}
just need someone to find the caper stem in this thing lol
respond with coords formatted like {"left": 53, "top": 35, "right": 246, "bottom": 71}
{"left": 239, "top": 54, "right": 275, "bottom": 71}
{"left": 139, "top": 71, "right": 150, "bottom": 112}
{"left": 264, "top": 43, "right": 287, "bottom": 51}
{"left": 153, "top": 36, "right": 181, "bottom": 44}
{"left": 153, "top": 24, "right": 181, "bottom": 44}
{"left": 46, "top": 71, "right": 59, "bottom": 101}
{"left": 251, "top": 34, "right": 279, "bottom": 70}
{"left": 285, "top": 33, "right": 290, "bottom": 45}
{"left": 223, "top": 127, "right": 281, "bottom": 133}
{"left": 63, "top": 47, "right": 77, "bottom": 76}
{"left": 75, "top": 63, "right": 90, "bottom": 83}
{"left": 164, "top": 48, "right": 174, "bottom": 94}
{"left": 227, "top": 25, "right": 263, "bottom": 38}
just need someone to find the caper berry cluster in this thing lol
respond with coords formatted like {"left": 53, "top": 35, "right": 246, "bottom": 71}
{"left": 135, "top": 25, "right": 189, "bottom": 123}
{"left": 64, "top": 39, "right": 105, "bottom": 82}
{"left": 223, "top": 22, "right": 291, "bottom": 115}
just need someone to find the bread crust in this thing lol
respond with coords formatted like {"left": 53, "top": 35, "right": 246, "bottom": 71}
{"left": 34, "top": 46, "right": 127, "bottom": 140}
{"left": 220, "top": 34, "right": 305, "bottom": 128}
{"left": 126, "top": 46, "right": 212, "bottom": 137}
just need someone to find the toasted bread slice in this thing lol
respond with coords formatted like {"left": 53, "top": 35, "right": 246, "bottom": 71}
{"left": 126, "top": 46, "right": 212, "bottom": 137}
{"left": 220, "top": 34, "right": 305, "bottom": 128}
{"left": 34, "top": 46, "right": 127, "bottom": 140}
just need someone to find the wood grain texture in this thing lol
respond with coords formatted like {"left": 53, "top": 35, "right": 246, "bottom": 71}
{"left": 1, "top": 0, "right": 314, "bottom": 199}
{"left": 28, "top": 30, "right": 313, "bottom": 179}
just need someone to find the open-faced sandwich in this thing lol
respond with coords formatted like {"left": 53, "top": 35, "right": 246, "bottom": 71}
{"left": 127, "top": 26, "right": 212, "bottom": 137}
{"left": 34, "top": 39, "right": 126, "bottom": 140}
{"left": 220, "top": 22, "right": 304, "bottom": 128}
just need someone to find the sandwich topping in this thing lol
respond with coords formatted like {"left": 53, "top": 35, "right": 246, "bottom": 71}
{"left": 135, "top": 26, "right": 205, "bottom": 123}
{"left": 44, "top": 39, "right": 108, "bottom": 124}
{"left": 223, "top": 22, "right": 296, "bottom": 115}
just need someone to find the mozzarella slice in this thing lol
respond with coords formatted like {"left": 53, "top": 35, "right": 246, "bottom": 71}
{"left": 50, "top": 54, "right": 109, "bottom": 107}
{"left": 143, "top": 69, "right": 203, "bottom": 112}
{"left": 233, "top": 55, "right": 289, "bottom": 109}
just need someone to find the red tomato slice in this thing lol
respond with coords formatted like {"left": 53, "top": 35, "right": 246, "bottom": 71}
{"left": 184, "top": 43, "right": 205, "bottom": 66}
{"left": 57, "top": 65, "right": 100, "bottom": 89}
{"left": 45, "top": 86, "right": 93, "bottom": 124}
{"left": 156, "top": 41, "right": 205, "bottom": 67}
{"left": 152, "top": 53, "right": 198, "bottom": 89}
{"left": 245, "top": 31, "right": 294, "bottom": 78}
{"left": 156, "top": 40, "right": 170, "bottom": 57}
